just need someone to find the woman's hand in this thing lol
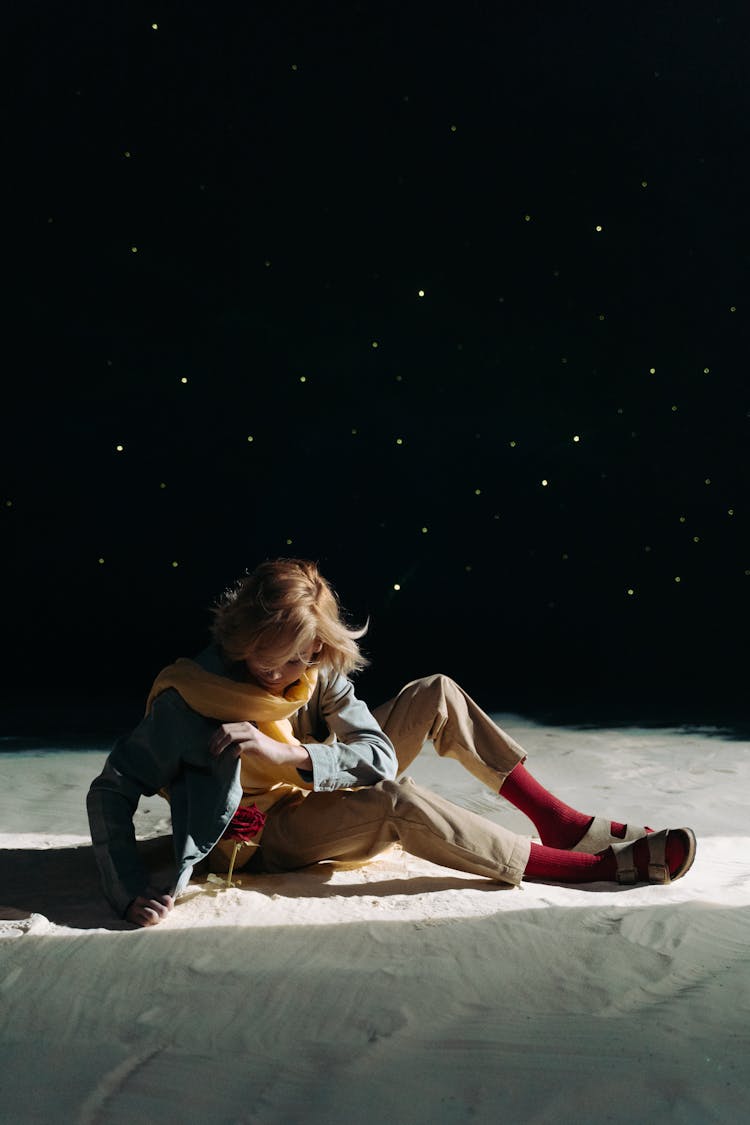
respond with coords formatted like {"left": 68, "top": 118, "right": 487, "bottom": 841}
{"left": 209, "top": 722, "right": 312, "bottom": 769}
{"left": 126, "top": 891, "right": 175, "bottom": 927}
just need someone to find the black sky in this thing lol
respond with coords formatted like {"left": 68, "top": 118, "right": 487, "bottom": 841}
{"left": 3, "top": 4, "right": 748, "bottom": 729}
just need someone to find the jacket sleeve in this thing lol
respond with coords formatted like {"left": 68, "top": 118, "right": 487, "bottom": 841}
{"left": 86, "top": 689, "right": 216, "bottom": 917}
{"left": 296, "top": 673, "right": 398, "bottom": 791}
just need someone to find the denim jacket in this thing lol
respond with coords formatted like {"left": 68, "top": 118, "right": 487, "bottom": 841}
{"left": 87, "top": 646, "right": 397, "bottom": 917}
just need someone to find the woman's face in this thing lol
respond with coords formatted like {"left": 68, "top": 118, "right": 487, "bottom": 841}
{"left": 244, "top": 642, "right": 322, "bottom": 696}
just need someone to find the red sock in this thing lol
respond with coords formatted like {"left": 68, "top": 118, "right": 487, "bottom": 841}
{"left": 501, "top": 763, "right": 627, "bottom": 849}
{"left": 524, "top": 835, "right": 688, "bottom": 884}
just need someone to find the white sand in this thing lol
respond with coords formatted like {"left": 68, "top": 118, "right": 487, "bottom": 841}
{"left": 2, "top": 717, "right": 749, "bottom": 1123}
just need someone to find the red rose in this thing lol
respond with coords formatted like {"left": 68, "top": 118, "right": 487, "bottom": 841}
{"left": 224, "top": 804, "right": 267, "bottom": 842}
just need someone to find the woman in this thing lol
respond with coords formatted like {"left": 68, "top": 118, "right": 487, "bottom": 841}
{"left": 87, "top": 558, "right": 696, "bottom": 926}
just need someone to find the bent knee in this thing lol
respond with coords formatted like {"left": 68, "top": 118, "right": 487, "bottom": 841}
{"left": 406, "top": 672, "right": 457, "bottom": 697}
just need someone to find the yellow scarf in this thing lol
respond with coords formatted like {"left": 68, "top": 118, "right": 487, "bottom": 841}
{"left": 147, "top": 658, "right": 319, "bottom": 807}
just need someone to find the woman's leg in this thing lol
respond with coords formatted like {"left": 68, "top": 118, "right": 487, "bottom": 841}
{"left": 257, "top": 778, "right": 530, "bottom": 887}
{"left": 374, "top": 675, "right": 652, "bottom": 850}
{"left": 372, "top": 674, "right": 526, "bottom": 787}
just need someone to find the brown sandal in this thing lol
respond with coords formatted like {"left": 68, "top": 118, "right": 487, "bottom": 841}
{"left": 609, "top": 827, "right": 697, "bottom": 885}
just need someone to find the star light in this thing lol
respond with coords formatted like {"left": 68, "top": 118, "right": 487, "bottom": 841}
{"left": 572, "top": 435, "right": 580, "bottom": 443}
{"left": 299, "top": 376, "right": 307, "bottom": 383}
{"left": 541, "top": 479, "right": 549, "bottom": 487}
{"left": 396, "top": 438, "right": 404, "bottom": 445}
{"left": 418, "top": 290, "right": 425, "bottom": 297}
{"left": 130, "top": 247, "right": 138, "bottom": 254}
{"left": 641, "top": 180, "right": 648, "bottom": 187}
{"left": 151, "top": 23, "right": 158, "bottom": 30}
{"left": 729, "top": 305, "right": 737, "bottom": 312}
{"left": 674, "top": 576, "right": 681, "bottom": 583}
{"left": 704, "top": 367, "right": 710, "bottom": 374}
{"left": 509, "top": 440, "right": 517, "bottom": 448}
{"left": 649, "top": 367, "right": 656, "bottom": 374}
{"left": 626, "top": 588, "right": 635, "bottom": 596}
{"left": 171, "top": 561, "right": 179, "bottom": 568}
{"left": 524, "top": 214, "right": 532, "bottom": 222}
{"left": 180, "top": 376, "right": 187, "bottom": 384}
{"left": 474, "top": 488, "right": 481, "bottom": 495}
{"left": 421, "top": 527, "right": 428, "bottom": 534}
{"left": 247, "top": 435, "right": 254, "bottom": 442}
{"left": 115, "top": 444, "right": 124, "bottom": 452}
{"left": 393, "top": 583, "right": 401, "bottom": 591}
{"left": 159, "top": 482, "right": 166, "bottom": 489}
{"left": 371, "top": 341, "right": 379, "bottom": 348}
{"left": 595, "top": 225, "right": 603, "bottom": 232}
{"left": 98, "top": 558, "right": 105, "bottom": 565}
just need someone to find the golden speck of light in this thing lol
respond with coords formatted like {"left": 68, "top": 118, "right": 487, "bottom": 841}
{"left": 151, "top": 23, "right": 158, "bottom": 30}
{"left": 291, "top": 64, "right": 298, "bottom": 71}
{"left": 247, "top": 435, "right": 254, "bottom": 442}
{"left": 351, "top": 428, "right": 358, "bottom": 435}
{"left": 693, "top": 536, "right": 701, "bottom": 543}
{"left": 524, "top": 214, "right": 532, "bottom": 222}
{"left": 541, "top": 479, "right": 549, "bottom": 487}
{"left": 649, "top": 367, "right": 656, "bottom": 374}
{"left": 671, "top": 405, "right": 678, "bottom": 412}
{"left": 299, "top": 376, "right": 307, "bottom": 383}
{"left": 703, "top": 367, "right": 710, "bottom": 374}
{"left": 5, "top": 500, "right": 12, "bottom": 508}
{"left": 598, "top": 313, "right": 606, "bottom": 321}
{"left": 180, "top": 376, "right": 187, "bottom": 384}
{"left": 729, "top": 305, "right": 737, "bottom": 312}
{"left": 474, "top": 488, "right": 482, "bottom": 496}
{"left": 286, "top": 538, "right": 293, "bottom": 545}
{"left": 573, "top": 435, "right": 580, "bottom": 443}
{"left": 509, "top": 440, "right": 517, "bottom": 448}
{"left": 396, "top": 438, "right": 404, "bottom": 445}
{"left": 450, "top": 124, "right": 457, "bottom": 132}
{"left": 627, "top": 588, "right": 635, "bottom": 596}
{"left": 674, "top": 576, "right": 681, "bottom": 583}
{"left": 159, "top": 482, "right": 166, "bottom": 489}
{"left": 115, "top": 444, "right": 124, "bottom": 452}
{"left": 641, "top": 180, "right": 648, "bottom": 187}
{"left": 745, "top": 570, "right": 750, "bottom": 577}
{"left": 171, "top": 561, "right": 179, "bottom": 569}
{"left": 679, "top": 516, "right": 687, "bottom": 523}
{"left": 418, "top": 289, "right": 425, "bottom": 297}
{"left": 421, "top": 526, "right": 428, "bottom": 534}
{"left": 124, "top": 151, "right": 131, "bottom": 158}
{"left": 393, "top": 583, "right": 401, "bottom": 591}
{"left": 728, "top": 509, "right": 734, "bottom": 516}
{"left": 130, "top": 246, "right": 138, "bottom": 253}
{"left": 595, "top": 225, "right": 603, "bottom": 232}
{"left": 98, "top": 558, "right": 105, "bottom": 565}
{"left": 705, "top": 478, "right": 712, "bottom": 485}
{"left": 372, "top": 341, "right": 379, "bottom": 348}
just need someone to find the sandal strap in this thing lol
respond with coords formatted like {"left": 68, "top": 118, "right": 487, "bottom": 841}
{"left": 610, "top": 838, "right": 638, "bottom": 884}
{"left": 571, "top": 815, "right": 650, "bottom": 854}
{"left": 647, "top": 831, "right": 671, "bottom": 884}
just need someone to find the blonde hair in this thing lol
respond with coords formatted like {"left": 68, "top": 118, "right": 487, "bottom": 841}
{"left": 210, "top": 558, "right": 369, "bottom": 677}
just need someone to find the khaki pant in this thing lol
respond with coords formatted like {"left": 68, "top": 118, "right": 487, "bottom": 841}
{"left": 239, "top": 674, "right": 531, "bottom": 887}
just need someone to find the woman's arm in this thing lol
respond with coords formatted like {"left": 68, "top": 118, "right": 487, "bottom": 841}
{"left": 294, "top": 673, "right": 399, "bottom": 791}
{"left": 87, "top": 689, "right": 213, "bottom": 918}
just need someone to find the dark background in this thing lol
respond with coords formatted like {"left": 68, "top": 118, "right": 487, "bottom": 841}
{"left": 3, "top": 3, "right": 748, "bottom": 734}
